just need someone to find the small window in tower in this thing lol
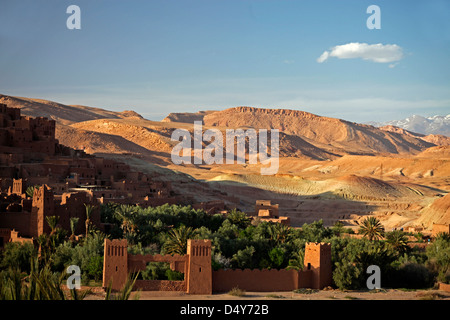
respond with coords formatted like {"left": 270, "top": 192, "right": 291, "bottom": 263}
{"left": 307, "top": 263, "right": 311, "bottom": 270}
{"left": 199, "top": 267, "right": 202, "bottom": 272}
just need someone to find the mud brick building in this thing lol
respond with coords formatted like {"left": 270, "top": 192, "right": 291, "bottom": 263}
{"left": 253, "top": 200, "right": 290, "bottom": 225}
{"left": 0, "top": 184, "right": 100, "bottom": 239}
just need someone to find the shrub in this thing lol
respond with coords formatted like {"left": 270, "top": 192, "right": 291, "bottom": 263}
{"left": 86, "top": 255, "right": 103, "bottom": 281}
{"left": 426, "top": 237, "right": 450, "bottom": 284}
{"left": 51, "top": 241, "right": 75, "bottom": 272}
{"left": 69, "top": 231, "right": 105, "bottom": 281}
{"left": 0, "top": 242, "right": 37, "bottom": 273}
{"left": 299, "top": 220, "right": 332, "bottom": 243}
{"left": 332, "top": 239, "right": 396, "bottom": 290}
{"left": 228, "top": 286, "right": 246, "bottom": 297}
{"left": 165, "top": 269, "right": 184, "bottom": 281}
{"left": 231, "top": 246, "right": 255, "bottom": 269}
{"left": 333, "top": 260, "right": 362, "bottom": 290}
{"left": 389, "top": 263, "right": 434, "bottom": 289}
{"left": 141, "top": 262, "right": 169, "bottom": 280}
{"left": 226, "top": 209, "right": 251, "bottom": 229}
{"left": 268, "top": 247, "right": 285, "bottom": 268}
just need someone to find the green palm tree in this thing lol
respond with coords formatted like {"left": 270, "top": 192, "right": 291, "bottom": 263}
{"left": 358, "top": 217, "right": 385, "bottom": 241}
{"left": 114, "top": 205, "right": 138, "bottom": 236}
{"left": 69, "top": 217, "right": 80, "bottom": 242}
{"left": 105, "top": 272, "right": 140, "bottom": 300}
{"left": 385, "top": 230, "right": 409, "bottom": 253}
{"left": 227, "top": 209, "right": 251, "bottom": 229}
{"left": 331, "top": 221, "right": 346, "bottom": 237}
{"left": 267, "top": 222, "right": 292, "bottom": 244}
{"left": 434, "top": 232, "right": 450, "bottom": 241}
{"left": 25, "top": 185, "right": 39, "bottom": 199}
{"left": 84, "top": 204, "right": 95, "bottom": 237}
{"left": 45, "top": 216, "right": 60, "bottom": 236}
{"left": 164, "top": 225, "right": 194, "bottom": 255}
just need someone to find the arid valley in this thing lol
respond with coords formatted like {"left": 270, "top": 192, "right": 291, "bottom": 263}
{"left": 2, "top": 93, "right": 449, "bottom": 233}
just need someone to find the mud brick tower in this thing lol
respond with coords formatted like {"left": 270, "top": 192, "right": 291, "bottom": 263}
{"left": 304, "top": 242, "right": 332, "bottom": 289}
{"left": 30, "top": 185, "right": 54, "bottom": 238}
{"left": 186, "top": 239, "right": 212, "bottom": 294}
{"left": 103, "top": 239, "right": 128, "bottom": 291}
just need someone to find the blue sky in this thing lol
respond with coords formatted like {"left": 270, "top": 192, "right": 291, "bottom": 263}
{"left": 0, "top": 0, "right": 449, "bottom": 122}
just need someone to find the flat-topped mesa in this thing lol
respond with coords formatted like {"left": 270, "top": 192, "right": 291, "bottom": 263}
{"left": 218, "top": 106, "right": 332, "bottom": 120}
{"left": 203, "top": 106, "right": 354, "bottom": 132}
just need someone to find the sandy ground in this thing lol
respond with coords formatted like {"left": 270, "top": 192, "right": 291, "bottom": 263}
{"left": 84, "top": 288, "right": 450, "bottom": 300}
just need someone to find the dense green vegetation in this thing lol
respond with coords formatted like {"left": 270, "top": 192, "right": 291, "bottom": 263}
{"left": 0, "top": 203, "right": 449, "bottom": 299}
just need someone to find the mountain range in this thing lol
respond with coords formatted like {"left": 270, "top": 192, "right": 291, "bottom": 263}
{"left": 368, "top": 114, "right": 450, "bottom": 137}
{"left": 1, "top": 93, "right": 449, "bottom": 230}
{"left": 1, "top": 94, "right": 449, "bottom": 161}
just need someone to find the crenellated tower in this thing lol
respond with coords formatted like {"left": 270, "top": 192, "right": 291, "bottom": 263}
{"left": 304, "top": 242, "right": 332, "bottom": 289}
{"left": 30, "top": 185, "right": 54, "bottom": 238}
{"left": 102, "top": 239, "right": 129, "bottom": 291}
{"left": 186, "top": 239, "right": 212, "bottom": 294}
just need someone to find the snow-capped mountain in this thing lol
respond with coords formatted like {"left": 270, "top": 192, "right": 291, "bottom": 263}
{"left": 368, "top": 114, "right": 450, "bottom": 136}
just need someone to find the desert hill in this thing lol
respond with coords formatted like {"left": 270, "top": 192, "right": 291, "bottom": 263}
{"left": 416, "top": 193, "right": 450, "bottom": 229}
{"left": 415, "top": 146, "right": 450, "bottom": 159}
{"left": 162, "top": 110, "right": 216, "bottom": 124}
{"left": 70, "top": 119, "right": 173, "bottom": 153}
{"left": 0, "top": 94, "right": 143, "bottom": 125}
{"left": 2, "top": 95, "right": 440, "bottom": 161}
{"left": 202, "top": 107, "right": 435, "bottom": 156}
{"left": 420, "top": 134, "right": 450, "bottom": 146}
{"left": 2, "top": 95, "right": 449, "bottom": 230}
{"left": 379, "top": 125, "right": 450, "bottom": 146}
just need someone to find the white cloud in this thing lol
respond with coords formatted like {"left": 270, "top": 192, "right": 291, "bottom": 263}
{"left": 317, "top": 42, "right": 404, "bottom": 64}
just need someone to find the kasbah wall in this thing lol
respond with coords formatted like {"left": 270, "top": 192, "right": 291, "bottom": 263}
{"left": 103, "top": 239, "right": 332, "bottom": 294}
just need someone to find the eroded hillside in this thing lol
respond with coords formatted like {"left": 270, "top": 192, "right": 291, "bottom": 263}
{"left": 3, "top": 95, "right": 449, "bottom": 231}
